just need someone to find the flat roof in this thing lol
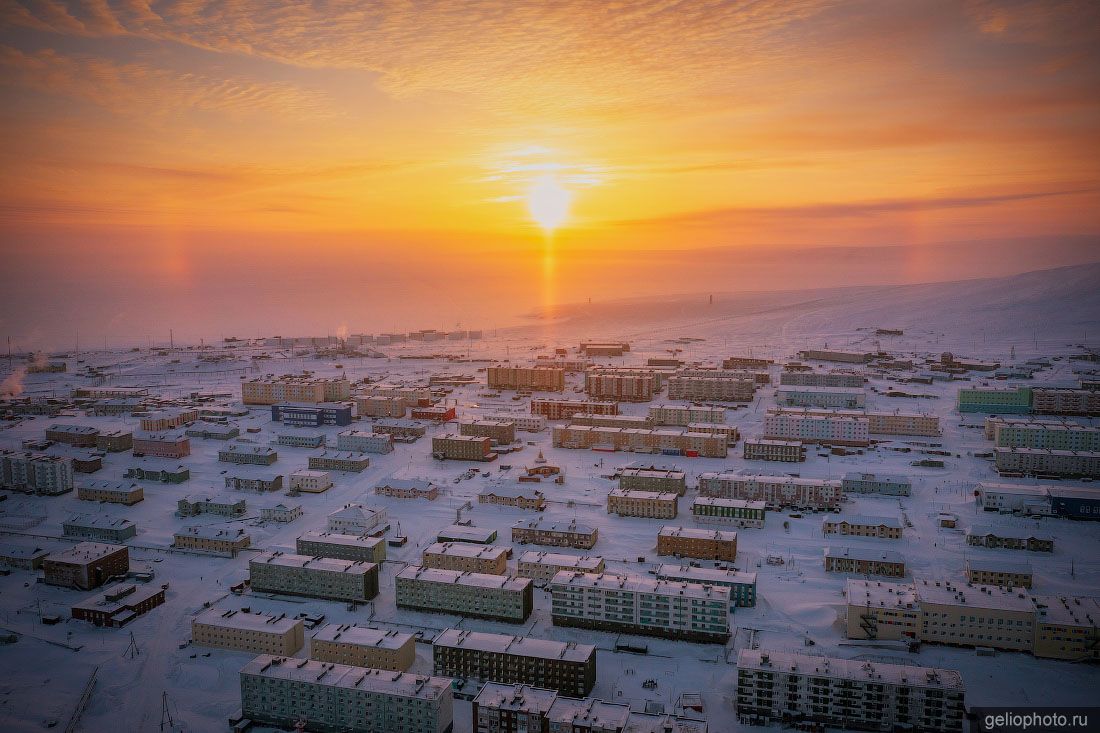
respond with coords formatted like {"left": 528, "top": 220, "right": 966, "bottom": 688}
{"left": 312, "top": 624, "right": 414, "bottom": 649}
{"left": 825, "top": 546, "right": 905, "bottom": 563}
{"left": 472, "top": 683, "right": 558, "bottom": 715}
{"left": 737, "top": 648, "right": 964, "bottom": 691}
{"left": 512, "top": 518, "right": 596, "bottom": 535}
{"left": 297, "top": 530, "right": 384, "bottom": 548}
{"left": 433, "top": 628, "right": 594, "bottom": 662}
{"left": 240, "top": 655, "right": 451, "bottom": 700}
{"left": 46, "top": 542, "right": 127, "bottom": 563}
{"left": 517, "top": 551, "right": 603, "bottom": 569}
{"left": 397, "top": 565, "right": 529, "bottom": 591}
{"left": 824, "top": 514, "right": 903, "bottom": 529}
{"left": 914, "top": 577, "right": 1035, "bottom": 613}
{"left": 549, "top": 571, "right": 730, "bottom": 602}
{"left": 252, "top": 552, "right": 375, "bottom": 574}
{"left": 1032, "top": 595, "right": 1100, "bottom": 627}
{"left": 691, "top": 496, "right": 766, "bottom": 510}
{"left": 193, "top": 607, "right": 301, "bottom": 633}
{"left": 609, "top": 488, "right": 679, "bottom": 501}
{"left": 658, "top": 525, "right": 737, "bottom": 542}
{"left": 423, "top": 542, "right": 509, "bottom": 560}
{"left": 844, "top": 578, "right": 919, "bottom": 610}
{"left": 655, "top": 564, "right": 756, "bottom": 586}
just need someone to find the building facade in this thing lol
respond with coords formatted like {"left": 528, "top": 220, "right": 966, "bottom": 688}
{"left": 433, "top": 628, "right": 596, "bottom": 696}
{"left": 396, "top": 565, "right": 533, "bottom": 622}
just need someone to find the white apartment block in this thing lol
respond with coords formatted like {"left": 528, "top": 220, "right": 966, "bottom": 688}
{"left": 191, "top": 607, "right": 304, "bottom": 655}
{"left": 327, "top": 503, "right": 388, "bottom": 535}
{"left": 763, "top": 410, "right": 870, "bottom": 446}
{"left": 336, "top": 430, "right": 395, "bottom": 454}
{"left": 311, "top": 624, "right": 417, "bottom": 671}
{"left": 516, "top": 551, "right": 606, "bottom": 584}
{"left": 0, "top": 451, "right": 74, "bottom": 495}
{"left": 249, "top": 551, "right": 379, "bottom": 602}
{"left": 260, "top": 502, "right": 302, "bottom": 523}
{"left": 239, "top": 655, "right": 453, "bottom": 733}
{"left": 698, "top": 472, "right": 843, "bottom": 511}
{"left": 975, "top": 482, "right": 1051, "bottom": 513}
{"left": 484, "top": 413, "right": 547, "bottom": 432}
{"left": 289, "top": 469, "right": 334, "bottom": 493}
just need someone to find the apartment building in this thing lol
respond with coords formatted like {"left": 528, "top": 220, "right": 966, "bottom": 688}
{"left": 690, "top": 497, "right": 766, "bottom": 528}
{"left": 124, "top": 463, "right": 189, "bottom": 483}
{"left": 311, "top": 625, "right": 416, "bottom": 671}
{"left": 191, "top": 607, "right": 304, "bottom": 655}
{"left": 71, "top": 386, "right": 150, "bottom": 399}
{"left": 698, "top": 472, "right": 843, "bottom": 511}
{"left": 277, "top": 431, "right": 326, "bottom": 448}
{"left": 132, "top": 431, "right": 191, "bottom": 458}
{"left": 777, "top": 386, "right": 866, "bottom": 409}
{"left": 798, "top": 349, "right": 872, "bottom": 364}
{"left": 1032, "top": 596, "right": 1100, "bottom": 661}
{"left": 43, "top": 542, "right": 129, "bottom": 590}
{"left": 296, "top": 531, "right": 386, "bottom": 564}
{"left": 271, "top": 402, "right": 353, "bottom": 427}
{"left": 177, "top": 493, "right": 246, "bottom": 517}
{"left": 396, "top": 565, "right": 533, "bottom": 622}
{"left": 173, "top": 526, "right": 251, "bottom": 556}
{"left": 460, "top": 419, "right": 517, "bottom": 445}
{"left": 218, "top": 442, "right": 277, "bottom": 465}
{"left": 434, "top": 628, "right": 596, "bottom": 696}
{"left": 568, "top": 413, "right": 651, "bottom": 429}
{"left": 618, "top": 466, "right": 687, "bottom": 495}
{"left": 657, "top": 526, "right": 738, "bottom": 562}
{"left": 95, "top": 430, "right": 133, "bottom": 452}
{"left": 70, "top": 582, "right": 166, "bottom": 627}
{"left": 412, "top": 406, "right": 456, "bottom": 423}
{"left": 422, "top": 542, "right": 510, "bottom": 575}
{"left": 768, "top": 407, "right": 941, "bottom": 438}
{"left": 957, "top": 385, "right": 1033, "bottom": 414}
{"left": 241, "top": 376, "right": 350, "bottom": 405}
{"left": 916, "top": 577, "right": 1036, "bottom": 652}
{"left": 647, "top": 404, "right": 726, "bottom": 426}
{"left": 239, "top": 655, "right": 453, "bottom": 733}
{"left": 355, "top": 395, "right": 408, "bottom": 418}
{"left": 607, "top": 488, "right": 678, "bottom": 519}
{"left": 335, "top": 429, "right": 394, "bottom": 454}
{"left": 327, "top": 503, "right": 387, "bottom": 535}
{"left": 512, "top": 518, "right": 598, "bottom": 549}
{"left": 531, "top": 399, "right": 618, "bottom": 421}
{"left": 584, "top": 372, "right": 655, "bottom": 402}
{"left": 0, "top": 451, "right": 74, "bottom": 495}
{"left": 1032, "top": 387, "right": 1100, "bottom": 416}
{"left": 994, "top": 447, "right": 1100, "bottom": 478}
{"left": 735, "top": 649, "right": 965, "bottom": 733}
{"left": 966, "top": 558, "right": 1033, "bottom": 589}
{"left": 309, "top": 449, "right": 370, "bottom": 472}
{"left": 685, "top": 422, "right": 739, "bottom": 444}
{"left": 261, "top": 502, "right": 302, "bottom": 523}
{"left": 376, "top": 478, "right": 439, "bottom": 500}
{"left": 285, "top": 469, "right": 331, "bottom": 493}
{"left": 225, "top": 473, "right": 284, "bottom": 492}
{"left": 667, "top": 376, "right": 755, "bottom": 403}
{"left": 549, "top": 571, "right": 730, "bottom": 643}
{"left": 823, "top": 514, "right": 903, "bottom": 539}
{"left": 487, "top": 366, "right": 566, "bottom": 392}
{"left": 743, "top": 439, "right": 805, "bottom": 463}
{"left": 45, "top": 424, "right": 99, "bottom": 447}
{"left": 484, "top": 413, "right": 547, "bottom": 433}
{"left": 762, "top": 410, "right": 870, "bottom": 446}
{"left": 552, "top": 425, "right": 727, "bottom": 458}
{"left": 842, "top": 472, "right": 912, "bottom": 496}
{"left": 77, "top": 480, "right": 143, "bottom": 505}
{"left": 184, "top": 424, "right": 240, "bottom": 441}
{"left": 249, "top": 551, "right": 379, "bottom": 602}
{"left": 373, "top": 419, "right": 428, "bottom": 441}
{"left": 966, "top": 525, "right": 1054, "bottom": 552}
{"left": 516, "top": 551, "right": 605, "bottom": 584}
{"left": 0, "top": 543, "right": 51, "bottom": 570}
{"left": 722, "top": 356, "right": 772, "bottom": 370}
{"left": 140, "top": 408, "right": 199, "bottom": 431}
{"left": 824, "top": 546, "right": 906, "bottom": 577}
{"left": 655, "top": 564, "right": 757, "bottom": 609}
{"left": 479, "top": 486, "right": 546, "bottom": 510}
{"left": 547, "top": 698, "right": 632, "bottom": 733}
{"left": 63, "top": 515, "right": 137, "bottom": 543}
{"left": 779, "top": 371, "right": 865, "bottom": 387}
{"left": 471, "top": 683, "right": 558, "bottom": 733}
{"left": 990, "top": 420, "right": 1100, "bottom": 452}
{"left": 433, "top": 434, "right": 496, "bottom": 461}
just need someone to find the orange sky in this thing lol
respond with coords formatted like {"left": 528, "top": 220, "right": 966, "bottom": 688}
{"left": 1, "top": 0, "right": 1099, "bottom": 347}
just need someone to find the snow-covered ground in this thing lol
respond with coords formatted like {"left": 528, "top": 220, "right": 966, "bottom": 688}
{"left": 2, "top": 264, "right": 1099, "bottom": 732}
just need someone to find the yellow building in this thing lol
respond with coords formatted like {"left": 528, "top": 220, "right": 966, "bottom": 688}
{"left": 191, "top": 607, "right": 304, "bottom": 655}
{"left": 310, "top": 624, "right": 417, "bottom": 671}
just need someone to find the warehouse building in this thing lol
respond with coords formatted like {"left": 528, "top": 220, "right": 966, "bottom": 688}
{"left": 549, "top": 571, "right": 730, "bottom": 643}
{"left": 434, "top": 628, "right": 596, "bottom": 696}
{"left": 249, "top": 551, "right": 379, "bottom": 602}
{"left": 0, "top": 451, "right": 74, "bottom": 495}
{"left": 438, "top": 525, "right": 498, "bottom": 544}
{"left": 43, "top": 542, "right": 128, "bottom": 590}
{"left": 71, "top": 582, "right": 165, "bottom": 627}
{"left": 822, "top": 514, "right": 903, "bottom": 539}
{"left": 239, "top": 655, "right": 453, "bottom": 733}
{"left": 396, "top": 565, "right": 533, "bottom": 622}
{"left": 531, "top": 398, "right": 618, "bottom": 421}
{"left": 735, "top": 649, "right": 965, "bottom": 733}
{"left": 173, "top": 526, "right": 251, "bottom": 556}
{"left": 422, "top": 542, "right": 510, "bottom": 575}
{"left": 841, "top": 472, "right": 911, "bottom": 496}
{"left": 63, "top": 515, "right": 137, "bottom": 543}
{"left": 512, "top": 518, "right": 598, "bottom": 549}
{"left": 271, "top": 402, "right": 353, "bottom": 427}
{"left": 698, "top": 472, "right": 843, "bottom": 511}
{"left": 296, "top": 531, "right": 387, "bottom": 564}
{"left": 975, "top": 482, "right": 1051, "bottom": 513}
{"left": 655, "top": 564, "right": 757, "bottom": 609}
{"left": 657, "top": 526, "right": 738, "bottom": 562}
{"left": 690, "top": 496, "right": 766, "bottom": 528}
{"left": 618, "top": 466, "right": 687, "bottom": 495}
{"left": 77, "top": 480, "right": 143, "bottom": 505}
{"left": 607, "top": 488, "right": 678, "bottom": 519}
{"left": 191, "top": 607, "right": 304, "bottom": 655}
{"left": 311, "top": 624, "right": 416, "bottom": 671}
{"left": 309, "top": 449, "right": 370, "bottom": 472}
{"left": 516, "top": 551, "right": 605, "bottom": 584}
{"left": 743, "top": 439, "right": 805, "bottom": 463}
{"left": 487, "top": 366, "right": 565, "bottom": 392}
{"left": 824, "top": 546, "right": 906, "bottom": 577}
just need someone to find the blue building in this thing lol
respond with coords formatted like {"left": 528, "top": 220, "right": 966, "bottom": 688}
{"left": 271, "top": 402, "right": 352, "bottom": 427}
{"left": 1049, "top": 487, "right": 1100, "bottom": 521}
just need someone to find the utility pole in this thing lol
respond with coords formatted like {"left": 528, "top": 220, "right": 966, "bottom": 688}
{"left": 160, "top": 691, "right": 175, "bottom": 731}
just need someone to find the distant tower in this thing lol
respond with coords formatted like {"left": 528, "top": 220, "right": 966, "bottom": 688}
{"left": 709, "top": 294, "right": 713, "bottom": 305}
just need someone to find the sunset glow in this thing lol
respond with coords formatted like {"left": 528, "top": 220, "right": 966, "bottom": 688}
{"left": 527, "top": 175, "right": 572, "bottom": 233}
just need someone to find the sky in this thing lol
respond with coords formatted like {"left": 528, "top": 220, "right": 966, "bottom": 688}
{"left": 1, "top": 0, "right": 1099, "bottom": 349}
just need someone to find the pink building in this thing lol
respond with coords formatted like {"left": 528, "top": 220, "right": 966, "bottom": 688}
{"left": 132, "top": 431, "right": 191, "bottom": 459}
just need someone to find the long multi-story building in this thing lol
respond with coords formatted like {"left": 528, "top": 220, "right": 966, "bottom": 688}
{"left": 531, "top": 398, "right": 618, "bottom": 421}
{"left": 396, "top": 565, "right": 533, "bottom": 622}
{"left": 722, "top": 356, "right": 773, "bottom": 370}
{"left": 354, "top": 395, "right": 408, "bottom": 418}
{"left": 327, "top": 503, "right": 388, "bottom": 535}
{"left": 743, "top": 438, "right": 805, "bottom": 462}
{"left": 656, "top": 525, "right": 737, "bottom": 561}
{"left": 43, "top": 542, "right": 128, "bottom": 590}
{"left": 470, "top": 683, "right": 559, "bottom": 733}
{"left": 372, "top": 418, "right": 428, "bottom": 441}
{"left": 975, "top": 482, "right": 1051, "bottom": 513}
{"left": 218, "top": 442, "right": 277, "bottom": 465}
{"left": 579, "top": 341, "right": 629, "bottom": 357}
{"left": 698, "top": 472, "right": 843, "bottom": 510}
{"left": 95, "top": 430, "right": 133, "bottom": 452}
{"left": 132, "top": 431, "right": 190, "bottom": 458}
{"left": 779, "top": 371, "right": 864, "bottom": 387}
{"left": 375, "top": 478, "right": 438, "bottom": 500}
{"left": 484, "top": 413, "right": 547, "bottom": 433}
{"left": 296, "top": 530, "right": 387, "bottom": 564}
{"left": 568, "top": 413, "right": 651, "bottom": 429}
{"left": 479, "top": 485, "right": 546, "bottom": 510}
{"left": 249, "top": 551, "right": 379, "bottom": 602}
{"left": 191, "top": 607, "right": 304, "bottom": 655}
{"left": 512, "top": 518, "right": 598, "bottom": 549}
{"left": 549, "top": 571, "right": 730, "bottom": 643}
{"left": 173, "top": 526, "right": 251, "bottom": 556}
{"left": 225, "top": 473, "right": 284, "bottom": 492}
{"left": 584, "top": 372, "right": 655, "bottom": 402}
{"left": 433, "top": 628, "right": 596, "bottom": 696}
{"left": 63, "top": 515, "right": 137, "bottom": 543}
{"left": 0, "top": 451, "right": 74, "bottom": 495}
{"left": 239, "top": 655, "right": 453, "bottom": 733}
{"left": 309, "top": 449, "right": 370, "bottom": 472}
{"left": 762, "top": 409, "right": 870, "bottom": 446}
{"left": 647, "top": 404, "right": 726, "bottom": 426}
{"left": 516, "top": 551, "right": 605, "bottom": 584}
{"left": 1031, "top": 387, "right": 1100, "bottom": 416}
{"left": 966, "top": 558, "right": 1033, "bottom": 589}
{"left": 822, "top": 514, "right": 903, "bottom": 539}
{"left": 241, "top": 376, "right": 350, "bottom": 405}
{"left": 271, "top": 402, "right": 353, "bottom": 427}
{"left": 45, "top": 424, "right": 99, "bottom": 447}
{"left": 433, "top": 434, "right": 496, "bottom": 461}
{"left": 994, "top": 447, "right": 1100, "bottom": 478}
{"left": 76, "top": 480, "right": 143, "bottom": 505}
{"left": 140, "top": 409, "right": 199, "bottom": 431}
{"left": 824, "top": 546, "right": 906, "bottom": 577}
{"left": 1032, "top": 596, "right": 1100, "bottom": 661}
{"left": 690, "top": 497, "right": 766, "bottom": 528}
{"left": 177, "top": 493, "right": 246, "bottom": 517}
{"left": 966, "top": 525, "right": 1054, "bottom": 552}
{"left": 411, "top": 405, "right": 456, "bottom": 423}
{"left": 767, "top": 407, "right": 940, "bottom": 438}
{"left": 842, "top": 472, "right": 911, "bottom": 496}
{"left": 337, "top": 429, "right": 394, "bottom": 454}
{"left": 735, "top": 649, "right": 965, "bottom": 733}
{"left": 606, "top": 488, "right": 678, "bottom": 519}
{"left": 655, "top": 564, "right": 756, "bottom": 609}
{"left": 957, "top": 385, "right": 1033, "bottom": 414}
{"left": 777, "top": 386, "right": 866, "bottom": 409}
{"left": 618, "top": 466, "right": 687, "bottom": 495}
{"left": 552, "top": 425, "right": 726, "bottom": 458}
{"left": 799, "top": 349, "right": 872, "bottom": 364}
{"left": 488, "top": 366, "right": 565, "bottom": 392}
{"left": 311, "top": 625, "right": 417, "bottom": 671}
{"left": 989, "top": 419, "right": 1100, "bottom": 452}
{"left": 460, "top": 419, "right": 517, "bottom": 445}
{"left": 276, "top": 430, "right": 327, "bottom": 448}
{"left": 667, "top": 376, "right": 754, "bottom": 403}
{"left": 422, "top": 542, "right": 509, "bottom": 575}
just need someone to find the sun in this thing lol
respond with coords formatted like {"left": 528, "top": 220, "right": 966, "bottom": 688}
{"left": 526, "top": 174, "right": 572, "bottom": 232}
